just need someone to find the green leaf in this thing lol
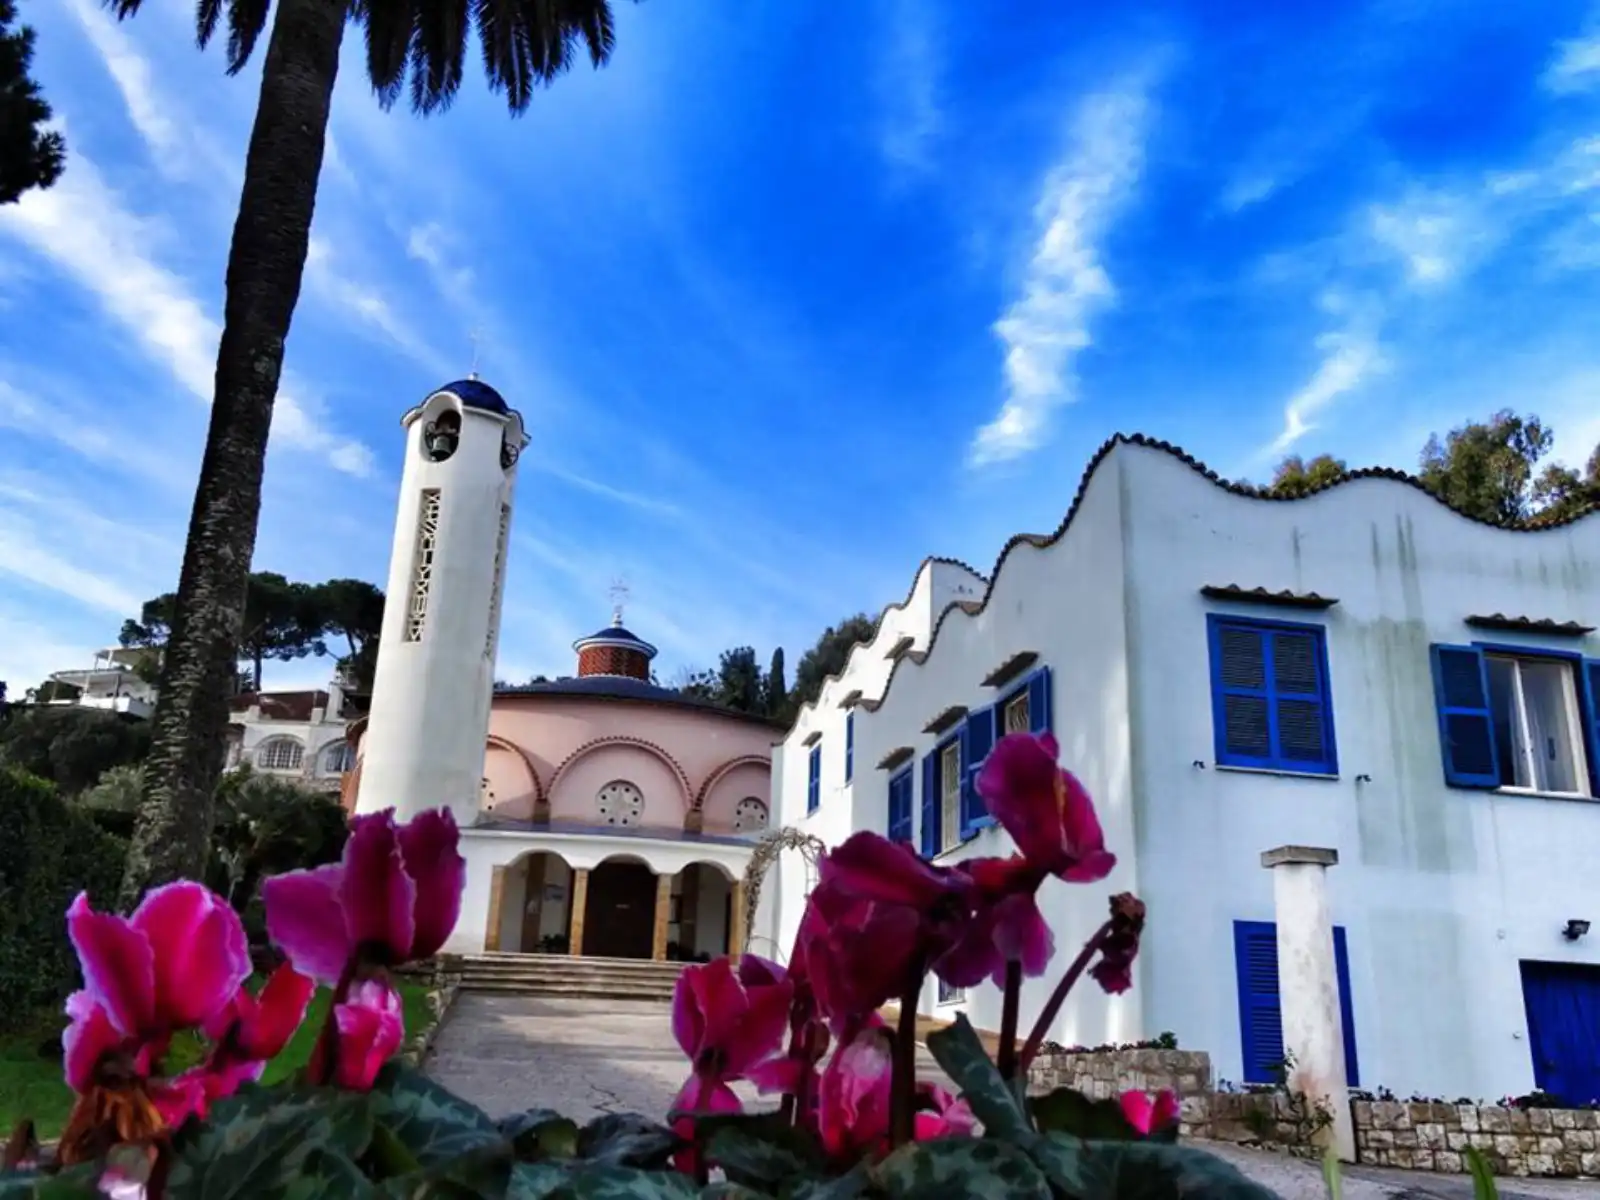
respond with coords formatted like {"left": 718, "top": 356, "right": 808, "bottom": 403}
{"left": 923, "top": 1015, "right": 1028, "bottom": 1140}
{"left": 508, "top": 1162, "right": 567, "bottom": 1199}
{"left": 1029, "top": 1087, "right": 1142, "bottom": 1141}
{"left": 303, "top": 1089, "right": 378, "bottom": 1160}
{"left": 369, "top": 1062, "right": 504, "bottom": 1168}
{"left": 497, "top": 1111, "right": 567, "bottom": 1141}
{"left": 165, "top": 1092, "right": 331, "bottom": 1199}
{"left": 780, "top": 1163, "right": 869, "bottom": 1200}
{"left": 374, "top": 1143, "right": 514, "bottom": 1199}
{"left": 1023, "top": 1132, "right": 1087, "bottom": 1195}
{"left": 1078, "top": 1142, "right": 1280, "bottom": 1200}
{"left": 494, "top": 1112, "right": 579, "bottom": 1162}
{"left": 575, "top": 1114, "right": 681, "bottom": 1169}
{"left": 553, "top": 1166, "right": 698, "bottom": 1199}
{"left": 699, "top": 1113, "right": 823, "bottom": 1187}
{"left": 285, "top": 1150, "right": 377, "bottom": 1199}
{"left": 1320, "top": 1146, "right": 1341, "bottom": 1200}
{"left": 1464, "top": 1146, "right": 1500, "bottom": 1200}
{"left": 872, "top": 1139, "right": 1051, "bottom": 1199}
{"left": 698, "top": 1185, "right": 772, "bottom": 1199}
{"left": 369, "top": 1121, "right": 424, "bottom": 1179}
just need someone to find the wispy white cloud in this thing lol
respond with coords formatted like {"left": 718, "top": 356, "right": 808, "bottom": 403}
{"left": 1543, "top": 30, "right": 1600, "bottom": 95}
{"left": 0, "top": 151, "right": 374, "bottom": 476}
{"left": 1266, "top": 296, "right": 1388, "bottom": 455}
{"left": 1367, "top": 188, "right": 1498, "bottom": 286}
{"left": 970, "top": 74, "right": 1155, "bottom": 467}
{"left": 876, "top": 0, "right": 942, "bottom": 175}
{"left": 1219, "top": 174, "right": 1279, "bottom": 214}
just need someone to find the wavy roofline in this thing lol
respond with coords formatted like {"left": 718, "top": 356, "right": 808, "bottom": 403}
{"left": 800, "top": 432, "right": 1599, "bottom": 736}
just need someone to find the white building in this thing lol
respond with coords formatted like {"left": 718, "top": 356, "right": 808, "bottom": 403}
{"left": 44, "top": 647, "right": 160, "bottom": 718}
{"left": 760, "top": 434, "right": 1600, "bottom": 1107}
{"left": 223, "top": 678, "right": 362, "bottom": 793}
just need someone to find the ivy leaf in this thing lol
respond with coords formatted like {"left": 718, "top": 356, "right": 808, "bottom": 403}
{"left": 555, "top": 1166, "right": 699, "bottom": 1199}
{"left": 872, "top": 1139, "right": 1051, "bottom": 1199}
{"left": 1029, "top": 1087, "right": 1141, "bottom": 1141}
{"left": 1079, "top": 1141, "right": 1279, "bottom": 1199}
{"left": 369, "top": 1062, "right": 503, "bottom": 1168}
{"left": 509, "top": 1162, "right": 567, "bottom": 1199}
{"left": 575, "top": 1114, "right": 681, "bottom": 1168}
{"left": 165, "top": 1093, "right": 330, "bottom": 1199}
{"left": 923, "top": 1016, "right": 1028, "bottom": 1140}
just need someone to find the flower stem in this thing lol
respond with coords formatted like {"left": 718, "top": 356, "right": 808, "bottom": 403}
{"left": 313, "top": 957, "right": 362, "bottom": 1085}
{"left": 996, "top": 961, "right": 1023, "bottom": 1080}
{"left": 1016, "top": 920, "right": 1112, "bottom": 1075}
{"left": 889, "top": 986, "right": 920, "bottom": 1147}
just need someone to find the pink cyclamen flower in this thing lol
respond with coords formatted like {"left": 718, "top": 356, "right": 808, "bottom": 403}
{"left": 817, "top": 1026, "right": 895, "bottom": 1161}
{"left": 64, "top": 882, "right": 251, "bottom": 1091}
{"left": 262, "top": 807, "right": 465, "bottom": 983}
{"left": 1119, "top": 1088, "right": 1180, "bottom": 1136}
{"left": 309, "top": 980, "right": 405, "bottom": 1090}
{"left": 1089, "top": 893, "right": 1147, "bottom": 995}
{"left": 914, "top": 1082, "right": 976, "bottom": 1141}
{"left": 671, "top": 956, "right": 791, "bottom": 1116}
{"left": 975, "top": 733, "right": 1115, "bottom": 885}
{"left": 204, "top": 962, "right": 316, "bottom": 1061}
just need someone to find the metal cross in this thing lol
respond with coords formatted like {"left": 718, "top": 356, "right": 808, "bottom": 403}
{"left": 608, "top": 578, "right": 631, "bottom": 625}
{"left": 468, "top": 328, "right": 484, "bottom": 379}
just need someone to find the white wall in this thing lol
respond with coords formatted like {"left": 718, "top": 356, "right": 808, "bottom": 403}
{"left": 1117, "top": 443, "right": 1600, "bottom": 1100}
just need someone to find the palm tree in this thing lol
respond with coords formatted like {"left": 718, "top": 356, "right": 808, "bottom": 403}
{"left": 115, "top": 0, "right": 628, "bottom": 908}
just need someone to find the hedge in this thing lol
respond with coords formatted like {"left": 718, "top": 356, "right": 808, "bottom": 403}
{"left": 0, "top": 768, "right": 127, "bottom": 1023}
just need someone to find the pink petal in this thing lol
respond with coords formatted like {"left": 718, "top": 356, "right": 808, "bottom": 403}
{"left": 149, "top": 1071, "right": 211, "bottom": 1130}
{"left": 131, "top": 882, "right": 250, "bottom": 1030}
{"left": 236, "top": 964, "right": 315, "bottom": 1060}
{"left": 333, "top": 980, "right": 405, "bottom": 1090}
{"left": 66, "top": 893, "right": 156, "bottom": 1038}
{"left": 1056, "top": 770, "right": 1116, "bottom": 883}
{"left": 1151, "top": 1089, "right": 1181, "bottom": 1130}
{"left": 724, "top": 980, "right": 793, "bottom": 1076}
{"left": 736, "top": 954, "right": 787, "bottom": 989}
{"left": 932, "top": 912, "right": 1006, "bottom": 991}
{"left": 1119, "top": 1090, "right": 1155, "bottom": 1135}
{"left": 263, "top": 864, "right": 350, "bottom": 984}
{"left": 991, "top": 892, "right": 1056, "bottom": 980}
{"left": 671, "top": 967, "right": 707, "bottom": 1059}
{"left": 745, "top": 1055, "right": 805, "bottom": 1095}
{"left": 62, "top": 993, "right": 125, "bottom": 1093}
{"left": 342, "top": 811, "right": 417, "bottom": 965}
{"left": 671, "top": 1075, "right": 741, "bottom": 1117}
{"left": 691, "top": 957, "right": 748, "bottom": 1054}
{"left": 820, "top": 833, "right": 958, "bottom": 909}
{"left": 396, "top": 809, "right": 465, "bottom": 960}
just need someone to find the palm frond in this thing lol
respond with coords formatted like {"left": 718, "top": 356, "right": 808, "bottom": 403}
{"left": 407, "top": 0, "right": 469, "bottom": 114}
{"left": 362, "top": 0, "right": 415, "bottom": 109}
{"left": 221, "top": 0, "right": 272, "bottom": 73}
{"left": 194, "top": 0, "right": 223, "bottom": 49}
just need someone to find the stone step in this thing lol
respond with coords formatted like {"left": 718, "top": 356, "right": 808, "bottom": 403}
{"left": 449, "top": 953, "right": 688, "bottom": 1000}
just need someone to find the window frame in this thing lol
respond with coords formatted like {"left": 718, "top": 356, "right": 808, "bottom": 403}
{"left": 1473, "top": 641, "right": 1597, "bottom": 799}
{"left": 806, "top": 744, "right": 822, "bottom": 814}
{"left": 937, "top": 736, "right": 962, "bottom": 853}
{"left": 936, "top": 976, "right": 966, "bottom": 1006}
{"left": 887, "top": 767, "right": 913, "bottom": 845}
{"left": 845, "top": 711, "right": 855, "bottom": 784}
{"left": 1206, "top": 613, "right": 1339, "bottom": 777}
{"left": 257, "top": 737, "right": 304, "bottom": 772}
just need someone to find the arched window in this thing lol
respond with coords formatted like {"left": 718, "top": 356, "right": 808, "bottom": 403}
{"left": 257, "top": 738, "right": 304, "bottom": 772}
{"left": 732, "top": 797, "right": 768, "bottom": 833}
{"left": 322, "top": 742, "right": 354, "bottom": 774}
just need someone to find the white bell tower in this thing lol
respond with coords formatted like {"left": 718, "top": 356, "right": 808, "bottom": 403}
{"left": 355, "top": 378, "right": 527, "bottom": 824}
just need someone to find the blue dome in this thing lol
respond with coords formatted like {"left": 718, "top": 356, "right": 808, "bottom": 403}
{"left": 434, "top": 378, "right": 509, "bottom": 414}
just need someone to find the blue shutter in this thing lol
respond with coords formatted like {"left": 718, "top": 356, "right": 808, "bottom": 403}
{"left": 1429, "top": 644, "right": 1500, "bottom": 788}
{"left": 1582, "top": 661, "right": 1600, "bottom": 798}
{"left": 845, "top": 712, "right": 855, "bottom": 783}
{"left": 1334, "top": 927, "right": 1359, "bottom": 1087}
{"left": 807, "top": 745, "right": 821, "bottom": 814}
{"left": 1234, "top": 921, "right": 1284, "bottom": 1084}
{"left": 919, "top": 753, "right": 939, "bottom": 857}
{"left": 960, "top": 707, "right": 996, "bottom": 837}
{"left": 1027, "top": 666, "right": 1054, "bottom": 735}
{"left": 1235, "top": 920, "right": 1359, "bottom": 1086}
{"left": 1271, "top": 629, "right": 1335, "bottom": 772}
{"left": 1212, "top": 622, "right": 1273, "bottom": 767}
{"left": 888, "top": 770, "right": 913, "bottom": 844}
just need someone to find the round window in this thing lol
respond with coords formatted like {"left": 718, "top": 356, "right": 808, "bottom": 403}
{"left": 596, "top": 780, "right": 645, "bottom": 826}
{"left": 732, "top": 796, "right": 768, "bottom": 833}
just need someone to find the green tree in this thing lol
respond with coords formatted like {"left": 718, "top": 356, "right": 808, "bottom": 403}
{"left": 765, "top": 647, "right": 788, "bottom": 721}
{"left": 307, "top": 578, "right": 385, "bottom": 689}
{"left": 1267, "top": 453, "right": 1347, "bottom": 497}
{"left": 791, "top": 614, "right": 876, "bottom": 714}
{"left": 712, "top": 646, "right": 764, "bottom": 716}
{"left": 208, "top": 766, "right": 348, "bottom": 914}
{"left": 0, "top": 706, "right": 151, "bottom": 795}
{"left": 26, "top": 679, "right": 81, "bottom": 703}
{"left": 117, "top": 0, "right": 630, "bottom": 908}
{"left": 1418, "top": 410, "right": 1556, "bottom": 524}
{"left": 0, "top": 0, "right": 65, "bottom": 206}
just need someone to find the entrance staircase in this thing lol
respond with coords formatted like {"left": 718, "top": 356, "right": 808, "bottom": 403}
{"left": 451, "top": 952, "right": 687, "bottom": 1002}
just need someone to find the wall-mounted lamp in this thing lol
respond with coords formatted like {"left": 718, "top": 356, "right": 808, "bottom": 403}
{"left": 1354, "top": 773, "right": 1372, "bottom": 784}
{"left": 1192, "top": 760, "right": 1207, "bottom": 770}
{"left": 1562, "top": 919, "right": 1590, "bottom": 942}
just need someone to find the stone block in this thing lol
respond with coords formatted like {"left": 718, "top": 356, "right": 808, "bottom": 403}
{"left": 1469, "top": 1132, "right": 1495, "bottom": 1149}
{"left": 1446, "top": 1132, "right": 1470, "bottom": 1151}
{"left": 1529, "top": 1109, "right": 1553, "bottom": 1133}
{"left": 1538, "top": 1136, "right": 1565, "bottom": 1154}
{"left": 1481, "top": 1108, "right": 1511, "bottom": 1133}
{"left": 1552, "top": 1109, "right": 1578, "bottom": 1131}
{"left": 1494, "top": 1135, "right": 1522, "bottom": 1156}
{"left": 1554, "top": 1150, "right": 1582, "bottom": 1177}
{"left": 1570, "top": 1129, "right": 1596, "bottom": 1151}
{"left": 1417, "top": 1123, "right": 1446, "bottom": 1149}
{"left": 1366, "top": 1130, "right": 1394, "bottom": 1148}
{"left": 1458, "top": 1106, "right": 1480, "bottom": 1132}
{"left": 1508, "top": 1109, "right": 1531, "bottom": 1133}
{"left": 1526, "top": 1154, "right": 1556, "bottom": 1176}
{"left": 1351, "top": 1100, "right": 1373, "bottom": 1127}
{"left": 1435, "top": 1151, "right": 1463, "bottom": 1173}
{"left": 1394, "top": 1128, "right": 1419, "bottom": 1149}
{"left": 1580, "top": 1150, "right": 1600, "bottom": 1174}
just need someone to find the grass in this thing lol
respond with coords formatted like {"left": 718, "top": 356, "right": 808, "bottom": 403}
{"left": 0, "top": 977, "right": 435, "bottom": 1139}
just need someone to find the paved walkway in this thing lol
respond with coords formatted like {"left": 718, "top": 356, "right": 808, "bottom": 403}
{"left": 424, "top": 994, "right": 1593, "bottom": 1199}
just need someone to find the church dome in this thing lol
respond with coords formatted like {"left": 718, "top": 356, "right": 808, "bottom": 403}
{"left": 433, "top": 378, "right": 509, "bottom": 414}
{"left": 573, "top": 612, "right": 658, "bottom": 681}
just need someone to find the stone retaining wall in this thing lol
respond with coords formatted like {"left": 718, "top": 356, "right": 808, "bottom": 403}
{"left": 1353, "top": 1100, "right": 1600, "bottom": 1179}
{"left": 1026, "top": 1048, "right": 1213, "bottom": 1139}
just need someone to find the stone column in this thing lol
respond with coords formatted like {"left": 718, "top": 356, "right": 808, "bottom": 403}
{"left": 1261, "top": 845, "right": 1354, "bottom": 1162}
{"left": 652, "top": 873, "right": 673, "bottom": 961}
{"left": 568, "top": 868, "right": 590, "bottom": 957}
{"left": 729, "top": 879, "right": 748, "bottom": 957}
{"left": 483, "top": 866, "right": 508, "bottom": 952}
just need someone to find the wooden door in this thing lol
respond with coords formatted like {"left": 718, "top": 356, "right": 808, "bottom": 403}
{"left": 582, "top": 861, "right": 657, "bottom": 959}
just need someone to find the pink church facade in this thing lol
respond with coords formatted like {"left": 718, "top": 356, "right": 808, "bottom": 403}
{"left": 346, "top": 615, "right": 779, "bottom": 961}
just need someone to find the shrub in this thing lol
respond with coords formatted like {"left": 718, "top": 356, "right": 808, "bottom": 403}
{"left": 0, "top": 768, "right": 125, "bottom": 1022}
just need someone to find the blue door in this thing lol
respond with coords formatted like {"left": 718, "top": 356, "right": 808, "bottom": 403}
{"left": 1521, "top": 961, "right": 1600, "bottom": 1106}
{"left": 1234, "top": 920, "right": 1359, "bottom": 1086}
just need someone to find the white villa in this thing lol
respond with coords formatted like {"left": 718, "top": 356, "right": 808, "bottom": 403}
{"left": 44, "top": 647, "right": 160, "bottom": 718}
{"left": 756, "top": 434, "right": 1600, "bottom": 1108}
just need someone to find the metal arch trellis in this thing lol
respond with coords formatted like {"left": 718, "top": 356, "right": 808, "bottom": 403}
{"left": 742, "top": 826, "right": 826, "bottom": 950}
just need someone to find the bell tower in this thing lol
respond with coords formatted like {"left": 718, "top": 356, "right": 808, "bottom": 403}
{"left": 355, "top": 378, "right": 528, "bottom": 825}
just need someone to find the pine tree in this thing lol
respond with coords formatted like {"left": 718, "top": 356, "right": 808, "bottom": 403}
{"left": 765, "top": 648, "right": 788, "bottom": 721}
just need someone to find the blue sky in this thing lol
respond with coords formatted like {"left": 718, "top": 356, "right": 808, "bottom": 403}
{"left": 3, "top": 0, "right": 1599, "bottom": 694}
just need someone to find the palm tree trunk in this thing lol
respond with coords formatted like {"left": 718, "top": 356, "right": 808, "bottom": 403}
{"left": 120, "top": 0, "right": 346, "bottom": 907}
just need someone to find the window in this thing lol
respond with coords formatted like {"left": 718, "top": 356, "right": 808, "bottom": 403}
{"left": 321, "top": 742, "right": 354, "bottom": 774}
{"left": 887, "top": 768, "right": 913, "bottom": 844}
{"left": 1234, "top": 920, "right": 1358, "bottom": 1086}
{"left": 807, "top": 745, "right": 822, "bottom": 814}
{"left": 1431, "top": 645, "right": 1600, "bottom": 796}
{"left": 733, "top": 797, "right": 769, "bottom": 833}
{"left": 845, "top": 712, "right": 855, "bottom": 783}
{"left": 596, "top": 780, "right": 645, "bottom": 826}
{"left": 961, "top": 666, "right": 1052, "bottom": 838}
{"left": 938, "top": 741, "right": 961, "bottom": 852}
{"left": 404, "top": 489, "right": 442, "bottom": 642}
{"left": 257, "top": 738, "right": 303, "bottom": 772}
{"left": 937, "top": 977, "right": 965, "bottom": 1005}
{"left": 485, "top": 503, "right": 511, "bottom": 658}
{"left": 1207, "top": 616, "right": 1337, "bottom": 775}
{"left": 1003, "top": 690, "right": 1030, "bottom": 733}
